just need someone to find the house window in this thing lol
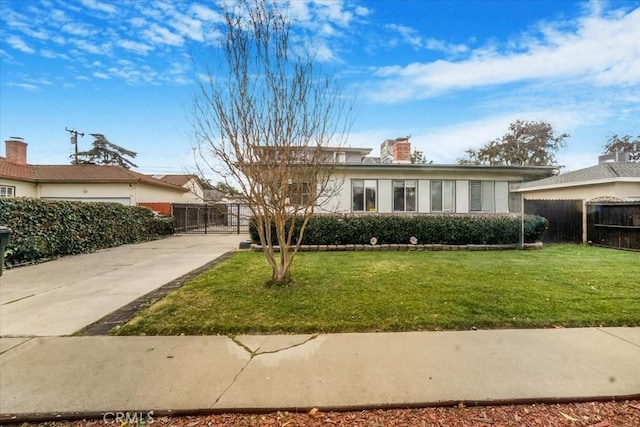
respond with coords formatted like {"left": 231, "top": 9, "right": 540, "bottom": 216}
{"left": 287, "top": 182, "right": 312, "bottom": 205}
{"left": 352, "top": 180, "right": 377, "bottom": 212}
{"left": 469, "top": 181, "right": 495, "bottom": 212}
{"left": 0, "top": 186, "right": 15, "bottom": 198}
{"left": 393, "top": 180, "right": 417, "bottom": 212}
{"left": 431, "top": 180, "right": 455, "bottom": 212}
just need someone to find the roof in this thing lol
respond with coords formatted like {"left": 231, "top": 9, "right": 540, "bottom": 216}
{"left": 0, "top": 158, "right": 187, "bottom": 192}
{"left": 335, "top": 162, "right": 557, "bottom": 180}
{"left": 155, "top": 174, "right": 198, "bottom": 187}
{"left": 515, "top": 162, "right": 640, "bottom": 191}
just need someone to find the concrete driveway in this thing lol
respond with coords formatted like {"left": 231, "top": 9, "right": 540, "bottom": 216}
{"left": 0, "top": 234, "right": 248, "bottom": 337}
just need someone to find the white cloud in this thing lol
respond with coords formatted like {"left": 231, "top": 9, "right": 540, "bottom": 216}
{"left": 170, "top": 14, "right": 205, "bottom": 42}
{"left": 368, "top": 6, "right": 640, "bottom": 103}
{"left": 5, "top": 82, "right": 39, "bottom": 91}
{"left": 71, "top": 39, "right": 110, "bottom": 55}
{"left": 80, "top": 0, "right": 117, "bottom": 14}
{"left": 118, "top": 40, "right": 153, "bottom": 55}
{"left": 93, "top": 72, "right": 110, "bottom": 79}
{"left": 40, "top": 49, "right": 70, "bottom": 60}
{"left": 190, "top": 4, "right": 223, "bottom": 22}
{"left": 61, "top": 23, "right": 95, "bottom": 37}
{"left": 6, "top": 36, "right": 35, "bottom": 54}
{"left": 143, "top": 24, "right": 184, "bottom": 46}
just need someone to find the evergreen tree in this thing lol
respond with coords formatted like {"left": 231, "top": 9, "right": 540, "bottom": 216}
{"left": 74, "top": 133, "right": 138, "bottom": 169}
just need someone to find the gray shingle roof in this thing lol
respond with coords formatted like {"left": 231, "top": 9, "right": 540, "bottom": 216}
{"left": 517, "top": 162, "right": 640, "bottom": 189}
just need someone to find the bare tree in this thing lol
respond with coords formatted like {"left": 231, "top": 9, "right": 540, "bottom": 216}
{"left": 191, "top": 0, "right": 353, "bottom": 284}
{"left": 459, "top": 120, "right": 568, "bottom": 166}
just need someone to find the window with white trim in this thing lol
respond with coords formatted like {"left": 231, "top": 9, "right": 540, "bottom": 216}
{"left": 352, "top": 180, "right": 377, "bottom": 212}
{"left": 393, "top": 180, "right": 417, "bottom": 212}
{"left": 431, "top": 180, "right": 455, "bottom": 212}
{"left": 469, "top": 181, "right": 495, "bottom": 212}
{"left": 0, "top": 186, "right": 15, "bottom": 198}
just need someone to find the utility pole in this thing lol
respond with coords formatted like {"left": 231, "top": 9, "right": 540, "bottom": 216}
{"left": 65, "top": 127, "right": 84, "bottom": 165}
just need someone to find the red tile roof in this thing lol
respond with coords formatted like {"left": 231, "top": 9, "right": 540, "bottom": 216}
{"left": 0, "top": 158, "right": 33, "bottom": 180}
{"left": 0, "top": 158, "right": 187, "bottom": 192}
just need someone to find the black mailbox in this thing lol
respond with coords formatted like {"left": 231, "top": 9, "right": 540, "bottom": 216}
{"left": 0, "top": 226, "right": 12, "bottom": 277}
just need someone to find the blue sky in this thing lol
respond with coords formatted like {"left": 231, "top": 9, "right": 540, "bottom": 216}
{"left": 1, "top": 0, "right": 639, "bottom": 176}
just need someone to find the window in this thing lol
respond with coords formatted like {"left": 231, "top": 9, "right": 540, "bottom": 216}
{"left": 287, "top": 182, "right": 312, "bottom": 205}
{"left": 393, "top": 180, "right": 417, "bottom": 212}
{"left": 469, "top": 181, "right": 495, "bottom": 212}
{"left": 431, "top": 180, "right": 455, "bottom": 212}
{"left": 352, "top": 180, "right": 377, "bottom": 212}
{"left": 0, "top": 186, "right": 15, "bottom": 198}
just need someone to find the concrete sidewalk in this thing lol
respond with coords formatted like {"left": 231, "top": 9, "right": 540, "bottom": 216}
{"left": 1, "top": 328, "right": 639, "bottom": 420}
{"left": 0, "top": 234, "right": 249, "bottom": 337}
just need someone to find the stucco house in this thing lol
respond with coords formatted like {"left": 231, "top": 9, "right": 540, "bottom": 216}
{"left": 0, "top": 138, "right": 191, "bottom": 207}
{"left": 514, "top": 159, "right": 640, "bottom": 202}
{"left": 318, "top": 138, "right": 556, "bottom": 214}
{"left": 513, "top": 157, "right": 640, "bottom": 243}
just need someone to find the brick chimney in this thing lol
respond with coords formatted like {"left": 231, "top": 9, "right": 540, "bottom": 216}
{"left": 5, "top": 137, "right": 28, "bottom": 165}
{"left": 392, "top": 138, "right": 411, "bottom": 163}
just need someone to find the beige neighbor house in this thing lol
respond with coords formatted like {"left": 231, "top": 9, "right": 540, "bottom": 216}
{"left": 317, "top": 138, "right": 556, "bottom": 214}
{"left": 0, "top": 138, "right": 193, "bottom": 207}
{"left": 513, "top": 156, "right": 640, "bottom": 243}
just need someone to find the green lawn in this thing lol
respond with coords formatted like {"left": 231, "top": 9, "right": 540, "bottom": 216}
{"left": 115, "top": 245, "right": 640, "bottom": 335}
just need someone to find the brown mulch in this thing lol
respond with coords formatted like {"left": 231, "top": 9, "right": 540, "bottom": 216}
{"left": 8, "top": 400, "right": 640, "bottom": 426}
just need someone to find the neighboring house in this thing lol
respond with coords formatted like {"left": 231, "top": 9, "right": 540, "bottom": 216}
{"left": 0, "top": 138, "right": 188, "bottom": 207}
{"left": 514, "top": 160, "right": 640, "bottom": 202}
{"left": 317, "top": 139, "right": 556, "bottom": 214}
{"left": 153, "top": 174, "right": 205, "bottom": 203}
{"left": 513, "top": 157, "right": 640, "bottom": 243}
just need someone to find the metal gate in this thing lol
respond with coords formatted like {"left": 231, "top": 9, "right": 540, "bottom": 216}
{"left": 524, "top": 199, "right": 583, "bottom": 243}
{"left": 172, "top": 203, "right": 251, "bottom": 234}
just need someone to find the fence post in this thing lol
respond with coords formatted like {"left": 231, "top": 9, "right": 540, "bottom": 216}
{"left": 236, "top": 203, "right": 240, "bottom": 234}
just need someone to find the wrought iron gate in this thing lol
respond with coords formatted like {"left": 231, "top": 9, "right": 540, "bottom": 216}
{"left": 172, "top": 203, "right": 251, "bottom": 234}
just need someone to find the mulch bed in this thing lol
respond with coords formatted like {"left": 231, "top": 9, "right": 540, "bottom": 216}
{"left": 8, "top": 400, "right": 640, "bottom": 426}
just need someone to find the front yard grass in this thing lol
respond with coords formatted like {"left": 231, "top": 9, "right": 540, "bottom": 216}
{"left": 115, "top": 244, "right": 640, "bottom": 335}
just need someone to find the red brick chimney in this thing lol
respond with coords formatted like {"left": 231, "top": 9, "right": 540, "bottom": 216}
{"left": 5, "top": 138, "right": 27, "bottom": 165}
{"left": 392, "top": 138, "right": 411, "bottom": 163}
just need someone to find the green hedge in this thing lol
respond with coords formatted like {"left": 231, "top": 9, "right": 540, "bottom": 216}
{"left": 249, "top": 214, "right": 548, "bottom": 246}
{"left": 1, "top": 198, "right": 174, "bottom": 267}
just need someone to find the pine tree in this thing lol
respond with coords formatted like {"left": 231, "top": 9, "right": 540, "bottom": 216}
{"left": 74, "top": 133, "right": 138, "bottom": 169}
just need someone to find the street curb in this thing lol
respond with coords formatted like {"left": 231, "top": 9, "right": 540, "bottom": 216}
{"left": 2, "top": 394, "right": 638, "bottom": 424}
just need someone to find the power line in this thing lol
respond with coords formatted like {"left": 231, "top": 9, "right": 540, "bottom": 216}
{"left": 65, "top": 127, "right": 84, "bottom": 165}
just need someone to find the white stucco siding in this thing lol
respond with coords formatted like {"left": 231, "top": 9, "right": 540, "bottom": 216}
{"left": 181, "top": 179, "right": 206, "bottom": 204}
{"left": 136, "top": 184, "right": 188, "bottom": 204}
{"left": 495, "top": 181, "right": 510, "bottom": 212}
{"left": 318, "top": 167, "right": 549, "bottom": 214}
{"left": 377, "top": 180, "right": 393, "bottom": 213}
{"left": 0, "top": 178, "right": 37, "bottom": 198}
{"left": 521, "top": 182, "right": 640, "bottom": 202}
{"left": 456, "top": 180, "right": 469, "bottom": 213}
{"left": 418, "top": 180, "right": 430, "bottom": 212}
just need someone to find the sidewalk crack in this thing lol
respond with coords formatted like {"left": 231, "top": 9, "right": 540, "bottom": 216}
{"left": 210, "top": 335, "right": 256, "bottom": 408}
{"left": 596, "top": 327, "right": 640, "bottom": 349}
{"left": 211, "top": 334, "right": 320, "bottom": 407}
{"left": 254, "top": 334, "right": 319, "bottom": 356}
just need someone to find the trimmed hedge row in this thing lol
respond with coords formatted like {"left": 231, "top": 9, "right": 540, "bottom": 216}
{"left": 249, "top": 214, "right": 548, "bottom": 246}
{"left": 0, "top": 198, "right": 174, "bottom": 267}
